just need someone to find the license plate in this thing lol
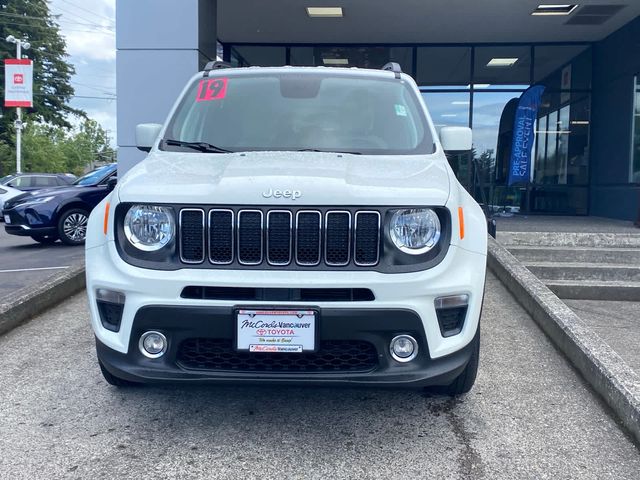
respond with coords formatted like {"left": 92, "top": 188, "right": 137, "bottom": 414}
{"left": 236, "top": 309, "right": 316, "bottom": 353}
{"left": 4, "top": 215, "right": 10, "bottom": 224}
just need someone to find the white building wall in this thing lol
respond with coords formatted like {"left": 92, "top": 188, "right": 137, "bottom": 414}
{"left": 116, "top": 0, "right": 217, "bottom": 174}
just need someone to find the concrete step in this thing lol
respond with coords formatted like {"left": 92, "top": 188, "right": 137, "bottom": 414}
{"left": 509, "top": 246, "right": 640, "bottom": 264}
{"left": 525, "top": 262, "right": 640, "bottom": 282}
{"left": 498, "top": 232, "right": 640, "bottom": 248}
{"left": 546, "top": 280, "right": 640, "bottom": 301}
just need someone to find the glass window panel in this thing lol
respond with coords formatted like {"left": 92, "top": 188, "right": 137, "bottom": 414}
{"left": 557, "top": 106, "right": 570, "bottom": 184}
{"left": 472, "top": 91, "right": 521, "bottom": 158}
{"left": 472, "top": 91, "right": 522, "bottom": 210}
{"left": 534, "top": 116, "right": 548, "bottom": 183}
{"left": 421, "top": 92, "right": 470, "bottom": 129}
{"left": 416, "top": 47, "right": 471, "bottom": 87}
{"left": 290, "top": 47, "right": 315, "bottom": 66}
{"left": 231, "top": 46, "right": 286, "bottom": 67}
{"left": 534, "top": 45, "right": 591, "bottom": 91}
{"left": 422, "top": 91, "right": 471, "bottom": 188}
{"left": 567, "top": 98, "right": 590, "bottom": 185}
{"left": 535, "top": 94, "right": 590, "bottom": 186}
{"left": 290, "top": 46, "right": 413, "bottom": 71}
{"left": 544, "top": 111, "right": 559, "bottom": 184}
{"left": 633, "top": 76, "right": 640, "bottom": 183}
{"left": 474, "top": 46, "right": 531, "bottom": 86}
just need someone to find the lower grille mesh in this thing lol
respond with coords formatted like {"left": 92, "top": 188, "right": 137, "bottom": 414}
{"left": 177, "top": 339, "right": 378, "bottom": 372}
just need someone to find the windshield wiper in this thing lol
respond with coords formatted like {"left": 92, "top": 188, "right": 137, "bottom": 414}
{"left": 296, "top": 148, "right": 362, "bottom": 155}
{"left": 164, "top": 139, "right": 234, "bottom": 153}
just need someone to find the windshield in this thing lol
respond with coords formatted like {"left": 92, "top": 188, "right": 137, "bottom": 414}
{"left": 73, "top": 164, "right": 115, "bottom": 186}
{"left": 1, "top": 175, "right": 15, "bottom": 185}
{"left": 162, "top": 71, "right": 434, "bottom": 155}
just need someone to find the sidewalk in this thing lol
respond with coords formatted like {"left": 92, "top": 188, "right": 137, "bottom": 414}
{"left": 495, "top": 214, "right": 640, "bottom": 378}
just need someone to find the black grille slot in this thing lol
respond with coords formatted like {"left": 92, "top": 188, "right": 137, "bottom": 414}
{"left": 436, "top": 306, "right": 468, "bottom": 337}
{"left": 267, "top": 211, "right": 292, "bottom": 265}
{"left": 181, "top": 286, "right": 375, "bottom": 301}
{"left": 354, "top": 212, "right": 380, "bottom": 266}
{"left": 238, "top": 210, "right": 263, "bottom": 264}
{"left": 325, "top": 211, "right": 351, "bottom": 266}
{"left": 177, "top": 339, "right": 378, "bottom": 372}
{"left": 96, "top": 301, "right": 124, "bottom": 332}
{"left": 209, "top": 209, "right": 234, "bottom": 264}
{"left": 180, "top": 209, "right": 205, "bottom": 263}
{"left": 296, "top": 211, "right": 321, "bottom": 265}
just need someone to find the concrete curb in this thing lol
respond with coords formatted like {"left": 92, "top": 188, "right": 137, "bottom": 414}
{"left": 0, "top": 264, "right": 86, "bottom": 336}
{"left": 488, "top": 236, "right": 640, "bottom": 444}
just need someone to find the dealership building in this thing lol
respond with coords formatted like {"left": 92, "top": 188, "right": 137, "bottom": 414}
{"left": 116, "top": 1, "right": 640, "bottom": 220}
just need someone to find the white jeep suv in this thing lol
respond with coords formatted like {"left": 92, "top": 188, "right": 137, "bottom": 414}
{"left": 85, "top": 63, "right": 487, "bottom": 395}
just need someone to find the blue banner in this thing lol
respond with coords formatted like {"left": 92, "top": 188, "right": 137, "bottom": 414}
{"left": 508, "top": 85, "right": 545, "bottom": 186}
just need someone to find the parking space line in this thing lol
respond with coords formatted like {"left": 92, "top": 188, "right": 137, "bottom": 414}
{"left": 0, "top": 266, "right": 70, "bottom": 273}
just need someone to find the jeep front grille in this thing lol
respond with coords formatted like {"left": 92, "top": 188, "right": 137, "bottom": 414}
{"left": 179, "top": 207, "right": 381, "bottom": 268}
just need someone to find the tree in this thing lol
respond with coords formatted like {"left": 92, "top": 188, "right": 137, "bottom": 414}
{"left": 62, "top": 119, "right": 112, "bottom": 172}
{"left": 0, "top": 0, "right": 81, "bottom": 174}
{"left": 0, "top": 119, "right": 114, "bottom": 175}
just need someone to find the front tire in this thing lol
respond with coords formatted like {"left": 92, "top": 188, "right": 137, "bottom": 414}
{"left": 31, "top": 234, "right": 58, "bottom": 244}
{"left": 445, "top": 327, "right": 480, "bottom": 396}
{"left": 57, "top": 208, "right": 89, "bottom": 246}
{"left": 98, "top": 360, "right": 137, "bottom": 387}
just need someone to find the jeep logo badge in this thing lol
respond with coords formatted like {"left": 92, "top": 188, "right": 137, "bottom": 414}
{"left": 262, "top": 188, "right": 302, "bottom": 200}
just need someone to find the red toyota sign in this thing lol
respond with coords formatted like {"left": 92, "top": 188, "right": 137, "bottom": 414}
{"left": 4, "top": 59, "right": 33, "bottom": 107}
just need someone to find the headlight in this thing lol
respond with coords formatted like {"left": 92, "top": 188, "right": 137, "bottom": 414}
{"left": 17, "top": 196, "right": 56, "bottom": 207}
{"left": 124, "top": 205, "right": 175, "bottom": 251}
{"left": 390, "top": 208, "right": 441, "bottom": 255}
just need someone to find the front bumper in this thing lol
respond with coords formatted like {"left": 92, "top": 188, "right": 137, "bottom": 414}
{"left": 88, "top": 239, "right": 486, "bottom": 386}
{"left": 96, "top": 304, "right": 477, "bottom": 387}
{"left": 3, "top": 207, "right": 56, "bottom": 236}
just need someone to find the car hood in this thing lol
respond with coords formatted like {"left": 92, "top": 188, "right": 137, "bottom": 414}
{"left": 7, "top": 185, "right": 95, "bottom": 204}
{"left": 118, "top": 151, "right": 451, "bottom": 206}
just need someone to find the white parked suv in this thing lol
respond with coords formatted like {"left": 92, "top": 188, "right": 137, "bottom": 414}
{"left": 86, "top": 63, "right": 487, "bottom": 395}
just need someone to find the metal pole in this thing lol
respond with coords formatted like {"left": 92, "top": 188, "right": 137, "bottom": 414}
{"left": 16, "top": 107, "right": 21, "bottom": 173}
{"left": 15, "top": 40, "right": 22, "bottom": 173}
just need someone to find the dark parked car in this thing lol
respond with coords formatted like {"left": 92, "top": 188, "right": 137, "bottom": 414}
{"left": 1, "top": 173, "right": 77, "bottom": 191}
{"left": 3, "top": 164, "right": 117, "bottom": 245}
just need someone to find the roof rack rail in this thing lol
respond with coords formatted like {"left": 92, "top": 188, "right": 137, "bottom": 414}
{"left": 382, "top": 62, "right": 402, "bottom": 79}
{"left": 203, "top": 61, "right": 233, "bottom": 77}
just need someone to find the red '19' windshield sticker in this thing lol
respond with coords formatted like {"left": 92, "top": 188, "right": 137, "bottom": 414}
{"left": 196, "top": 78, "right": 228, "bottom": 102}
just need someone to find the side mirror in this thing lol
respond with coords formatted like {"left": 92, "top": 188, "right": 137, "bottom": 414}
{"left": 136, "top": 123, "right": 163, "bottom": 152}
{"left": 107, "top": 176, "right": 117, "bottom": 190}
{"left": 440, "top": 126, "right": 472, "bottom": 153}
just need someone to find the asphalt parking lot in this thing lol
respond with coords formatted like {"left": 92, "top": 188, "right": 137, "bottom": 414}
{"left": 0, "top": 227, "right": 84, "bottom": 302}
{"left": 0, "top": 272, "right": 638, "bottom": 479}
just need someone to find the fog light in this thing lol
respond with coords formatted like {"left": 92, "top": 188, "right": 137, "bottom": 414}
{"left": 390, "top": 335, "right": 418, "bottom": 362}
{"left": 139, "top": 331, "right": 167, "bottom": 359}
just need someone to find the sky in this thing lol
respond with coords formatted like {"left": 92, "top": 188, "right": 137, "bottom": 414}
{"left": 48, "top": 0, "right": 116, "bottom": 145}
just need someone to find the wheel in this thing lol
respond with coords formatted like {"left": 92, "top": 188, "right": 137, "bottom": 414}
{"left": 98, "top": 360, "right": 137, "bottom": 387}
{"left": 445, "top": 327, "right": 480, "bottom": 396}
{"left": 57, "top": 208, "right": 89, "bottom": 246}
{"left": 30, "top": 234, "right": 59, "bottom": 244}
